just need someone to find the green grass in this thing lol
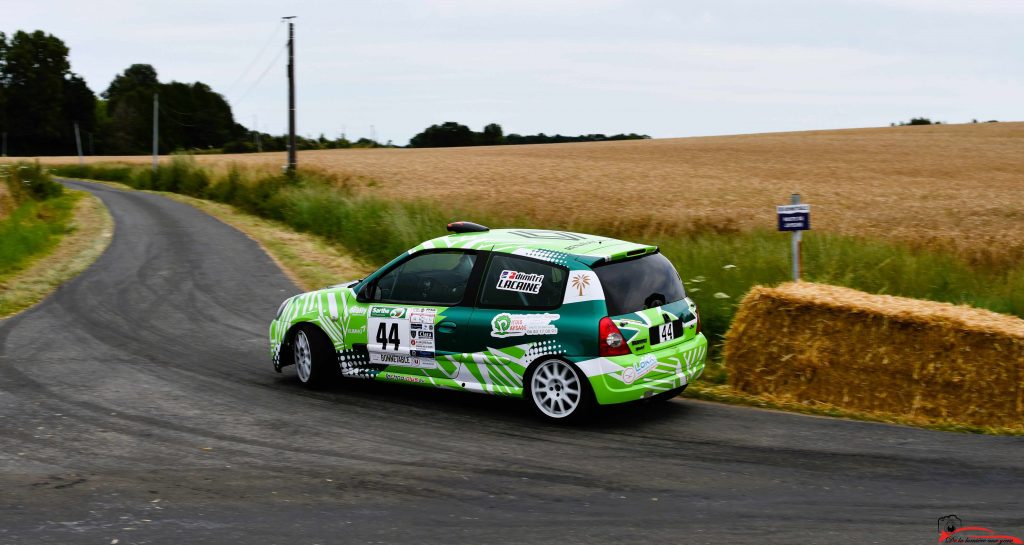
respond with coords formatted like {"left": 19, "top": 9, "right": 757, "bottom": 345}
{"left": 49, "top": 158, "right": 1024, "bottom": 361}
{"left": 0, "top": 196, "right": 78, "bottom": 277}
{"left": 650, "top": 230, "right": 1024, "bottom": 351}
{"left": 0, "top": 162, "right": 75, "bottom": 279}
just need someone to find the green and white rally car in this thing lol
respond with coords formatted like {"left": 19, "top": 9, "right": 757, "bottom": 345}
{"left": 269, "top": 222, "right": 707, "bottom": 420}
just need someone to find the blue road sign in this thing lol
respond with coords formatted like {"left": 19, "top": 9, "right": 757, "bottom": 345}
{"left": 777, "top": 204, "right": 810, "bottom": 231}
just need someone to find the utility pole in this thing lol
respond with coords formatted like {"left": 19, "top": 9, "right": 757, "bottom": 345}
{"left": 74, "top": 122, "right": 84, "bottom": 165}
{"left": 254, "top": 114, "right": 262, "bottom": 153}
{"left": 152, "top": 93, "right": 160, "bottom": 172}
{"left": 283, "top": 16, "right": 297, "bottom": 174}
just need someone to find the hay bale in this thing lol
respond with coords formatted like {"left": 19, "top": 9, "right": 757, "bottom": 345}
{"left": 725, "top": 282, "right": 1024, "bottom": 428}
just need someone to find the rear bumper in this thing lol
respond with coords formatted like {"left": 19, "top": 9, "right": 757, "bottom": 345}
{"left": 574, "top": 333, "right": 708, "bottom": 405}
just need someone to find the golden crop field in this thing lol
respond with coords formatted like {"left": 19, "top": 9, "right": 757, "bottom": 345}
{"left": 30, "top": 122, "right": 1024, "bottom": 263}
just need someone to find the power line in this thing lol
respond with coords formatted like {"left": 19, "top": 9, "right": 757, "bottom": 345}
{"left": 224, "top": 21, "right": 285, "bottom": 97}
{"left": 232, "top": 43, "right": 287, "bottom": 109}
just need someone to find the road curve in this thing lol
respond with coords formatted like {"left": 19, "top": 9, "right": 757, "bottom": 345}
{"left": 0, "top": 180, "right": 1021, "bottom": 545}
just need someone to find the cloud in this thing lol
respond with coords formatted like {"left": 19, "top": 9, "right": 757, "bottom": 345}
{"left": 855, "top": 0, "right": 1024, "bottom": 15}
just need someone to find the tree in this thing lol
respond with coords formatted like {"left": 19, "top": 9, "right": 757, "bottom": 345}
{"left": 158, "top": 81, "right": 243, "bottom": 151}
{"left": 62, "top": 73, "right": 97, "bottom": 139}
{"left": 409, "top": 121, "right": 476, "bottom": 148}
{"left": 102, "top": 64, "right": 159, "bottom": 154}
{"left": 102, "top": 64, "right": 245, "bottom": 154}
{"left": 480, "top": 123, "right": 504, "bottom": 145}
{"left": 0, "top": 30, "right": 95, "bottom": 155}
{"left": 894, "top": 117, "right": 933, "bottom": 126}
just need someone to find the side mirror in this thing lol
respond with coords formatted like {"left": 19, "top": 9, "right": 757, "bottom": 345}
{"left": 356, "top": 281, "right": 373, "bottom": 303}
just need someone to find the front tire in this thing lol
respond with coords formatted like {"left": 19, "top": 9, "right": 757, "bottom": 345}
{"left": 525, "top": 359, "right": 594, "bottom": 422}
{"left": 293, "top": 325, "right": 338, "bottom": 388}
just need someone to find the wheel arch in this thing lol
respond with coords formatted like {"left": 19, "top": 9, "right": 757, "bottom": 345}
{"left": 522, "top": 356, "right": 592, "bottom": 398}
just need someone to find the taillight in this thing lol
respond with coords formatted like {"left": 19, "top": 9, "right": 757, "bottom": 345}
{"left": 599, "top": 317, "right": 630, "bottom": 357}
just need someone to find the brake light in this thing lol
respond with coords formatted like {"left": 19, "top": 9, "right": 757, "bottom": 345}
{"left": 599, "top": 317, "right": 630, "bottom": 357}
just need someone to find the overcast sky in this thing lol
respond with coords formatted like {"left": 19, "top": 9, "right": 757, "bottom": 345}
{"left": 7, "top": 0, "right": 1023, "bottom": 144}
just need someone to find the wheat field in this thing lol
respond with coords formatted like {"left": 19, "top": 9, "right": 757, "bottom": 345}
{"left": 29, "top": 122, "right": 1024, "bottom": 263}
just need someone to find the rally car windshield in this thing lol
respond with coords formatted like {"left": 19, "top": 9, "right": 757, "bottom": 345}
{"left": 593, "top": 253, "right": 686, "bottom": 315}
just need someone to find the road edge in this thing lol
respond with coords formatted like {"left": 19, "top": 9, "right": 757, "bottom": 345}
{"left": 58, "top": 178, "right": 374, "bottom": 293}
{"left": 0, "top": 188, "right": 114, "bottom": 319}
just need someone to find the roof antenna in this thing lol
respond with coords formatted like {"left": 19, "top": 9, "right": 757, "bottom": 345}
{"left": 447, "top": 221, "right": 490, "bottom": 233}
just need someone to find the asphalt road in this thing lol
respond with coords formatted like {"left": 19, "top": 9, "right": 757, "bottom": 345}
{"left": 0, "top": 180, "right": 1021, "bottom": 545}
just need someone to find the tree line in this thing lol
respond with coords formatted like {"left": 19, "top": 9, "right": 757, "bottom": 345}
{"left": 0, "top": 29, "right": 650, "bottom": 155}
{"left": 408, "top": 121, "right": 649, "bottom": 148}
{"left": 0, "top": 30, "right": 261, "bottom": 156}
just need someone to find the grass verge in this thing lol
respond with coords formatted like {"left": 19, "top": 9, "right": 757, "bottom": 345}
{"left": 0, "top": 190, "right": 113, "bottom": 318}
{"left": 682, "top": 383, "right": 1024, "bottom": 436}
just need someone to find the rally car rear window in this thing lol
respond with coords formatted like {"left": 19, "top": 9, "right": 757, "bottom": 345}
{"left": 593, "top": 252, "right": 686, "bottom": 315}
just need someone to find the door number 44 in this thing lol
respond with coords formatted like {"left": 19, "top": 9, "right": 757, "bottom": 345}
{"left": 376, "top": 322, "right": 400, "bottom": 351}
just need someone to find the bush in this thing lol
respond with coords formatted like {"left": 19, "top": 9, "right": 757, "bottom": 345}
{"left": 2, "top": 162, "right": 63, "bottom": 202}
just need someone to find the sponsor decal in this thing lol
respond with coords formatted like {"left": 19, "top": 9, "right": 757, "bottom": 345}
{"left": 630, "top": 339, "right": 646, "bottom": 348}
{"left": 622, "top": 354, "right": 658, "bottom": 384}
{"left": 410, "top": 314, "right": 436, "bottom": 350}
{"left": 490, "top": 313, "right": 559, "bottom": 337}
{"left": 496, "top": 270, "right": 544, "bottom": 295}
{"left": 370, "top": 306, "right": 406, "bottom": 318}
{"left": 372, "top": 353, "right": 412, "bottom": 365}
{"left": 563, "top": 271, "right": 602, "bottom": 304}
{"left": 345, "top": 326, "right": 367, "bottom": 335}
{"left": 570, "top": 273, "right": 591, "bottom": 297}
{"left": 383, "top": 372, "right": 425, "bottom": 384}
{"left": 409, "top": 308, "right": 437, "bottom": 324}
{"left": 411, "top": 323, "right": 422, "bottom": 330}
{"left": 563, "top": 240, "right": 599, "bottom": 251}
{"left": 411, "top": 357, "right": 436, "bottom": 369}
{"left": 370, "top": 350, "right": 436, "bottom": 369}
{"left": 938, "top": 515, "right": 1022, "bottom": 544}
{"left": 349, "top": 306, "right": 367, "bottom": 316}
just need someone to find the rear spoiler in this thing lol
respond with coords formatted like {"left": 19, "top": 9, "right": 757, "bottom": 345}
{"left": 577, "top": 245, "right": 659, "bottom": 266}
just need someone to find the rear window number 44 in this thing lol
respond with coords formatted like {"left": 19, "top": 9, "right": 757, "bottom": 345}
{"left": 659, "top": 323, "right": 674, "bottom": 342}
{"left": 650, "top": 319, "right": 683, "bottom": 345}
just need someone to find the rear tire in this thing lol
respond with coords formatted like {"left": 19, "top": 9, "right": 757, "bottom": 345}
{"left": 292, "top": 325, "right": 338, "bottom": 388}
{"left": 525, "top": 359, "right": 594, "bottom": 423}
